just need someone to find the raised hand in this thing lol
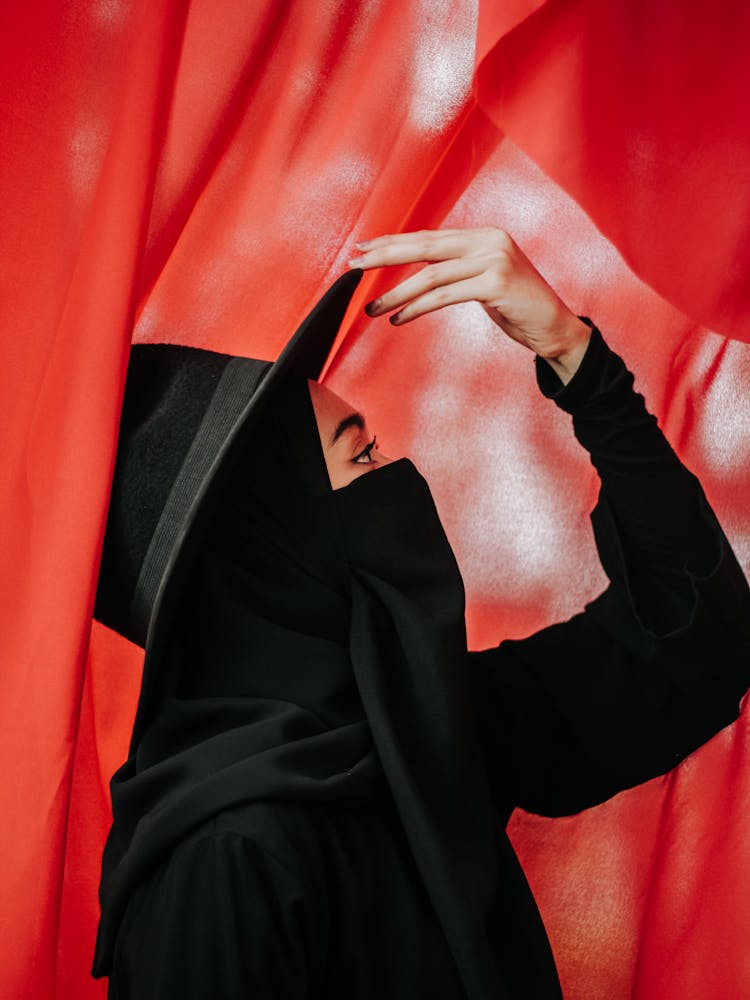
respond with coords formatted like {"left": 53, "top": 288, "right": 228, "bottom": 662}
{"left": 348, "top": 227, "right": 591, "bottom": 384}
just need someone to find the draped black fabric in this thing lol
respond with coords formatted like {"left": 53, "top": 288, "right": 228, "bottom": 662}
{"left": 93, "top": 374, "right": 507, "bottom": 999}
{"left": 95, "top": 320, "right": 750, "bottom": 999}
{"left": 337, "top": 462, "right": 504, "bottom": 997}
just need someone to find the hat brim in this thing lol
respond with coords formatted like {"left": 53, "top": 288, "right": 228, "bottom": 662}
{"left": 127, "top": 267, "right": 363, "bottom": 747}
{"left": 268, "top": 267, "right": 363, "bottom": 381}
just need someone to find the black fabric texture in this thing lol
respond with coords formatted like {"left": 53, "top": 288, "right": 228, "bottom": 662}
{"left": 94, "top": 345, "right": 235, "bottom": 644}
{"left": 94, "top": 269, "right": 362, "bottom": 654}
{"left": 94, "top": 376, "right": 387, "bottom": 975}
{"left": 94, "top": 374, "right": 509, "bottom": 999}
{"left": 108, "top": 800, "right": 468, "bottom": 1000}
{"left": 97, "top": 320, "right": 750, "bottom": 1000}
{"left": 469, "top": 318, "right": 750, "bottom": 819}
{"left": 127, "top": 357, "right": 268, "bottom": 646}
{"left": 336, "top": 457, "right": 506, "bottom": 997}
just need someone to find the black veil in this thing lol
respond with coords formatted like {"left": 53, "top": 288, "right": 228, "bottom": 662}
{"left": 94, "top": 374, "right": 508, "bottom": 1000}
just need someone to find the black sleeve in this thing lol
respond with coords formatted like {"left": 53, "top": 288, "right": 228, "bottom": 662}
{"left": 467, "top": 318, "right": 750, "bottom": 818}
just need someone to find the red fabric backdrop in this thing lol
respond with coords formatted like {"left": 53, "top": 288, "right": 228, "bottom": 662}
{"left": 1, "top": 3, "right": 748, "bottom": 998}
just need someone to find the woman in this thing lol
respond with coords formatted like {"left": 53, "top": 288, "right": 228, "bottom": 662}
{"left": 93, "top": 228, "right": 750, "bottom": 999}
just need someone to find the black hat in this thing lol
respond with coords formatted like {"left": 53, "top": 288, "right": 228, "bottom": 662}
{"left": 93, "top": 268, "right": 363, "bottom": 749}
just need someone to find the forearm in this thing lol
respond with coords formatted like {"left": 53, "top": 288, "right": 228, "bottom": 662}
{"left": 536, "top": 319, "right": 722, "bottom": 634}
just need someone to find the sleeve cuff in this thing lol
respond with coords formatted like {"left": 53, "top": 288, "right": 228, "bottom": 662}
{"left": 534, "top": 316, "right": 613, "bottom": 411}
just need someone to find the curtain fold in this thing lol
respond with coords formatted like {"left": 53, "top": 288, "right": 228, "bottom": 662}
{"left": 474, "top": 0, "right": 750, "bottom": 343}
{"left": 0, "top": 2, "right": 189, "bottom": 996}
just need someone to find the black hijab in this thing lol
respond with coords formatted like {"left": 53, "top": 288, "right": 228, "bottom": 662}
{"left": 93, "top": 374, "right": 506, "bottom": 999}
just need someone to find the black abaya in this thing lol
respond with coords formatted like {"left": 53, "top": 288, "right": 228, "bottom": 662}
{"left": 106, "top": 323, "right": 750, "bottom": 999}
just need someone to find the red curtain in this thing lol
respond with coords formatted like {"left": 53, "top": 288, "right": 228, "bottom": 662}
{"left": 2, "top": 3, "right": 748, "bottom": 998}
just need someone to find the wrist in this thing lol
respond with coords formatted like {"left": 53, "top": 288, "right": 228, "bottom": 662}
{"left": 540, "top": 316, "right": 592, "bottom": 385}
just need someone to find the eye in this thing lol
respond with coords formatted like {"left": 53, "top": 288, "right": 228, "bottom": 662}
{"left": 353, "top": 436, "right": 378, "bottom": 464}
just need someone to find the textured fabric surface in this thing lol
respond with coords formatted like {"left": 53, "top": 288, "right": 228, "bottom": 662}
{"left": 3, "top": 4, "right": 750, "bottom": 999}
{"left": 95, "top": 368, "right": 505, "bottom": 998}
{"left": 108, "top": 797, "right": 466, "bottom": 1000}
{"left": 474, "top": 3, "right": 750, "bottom": 342}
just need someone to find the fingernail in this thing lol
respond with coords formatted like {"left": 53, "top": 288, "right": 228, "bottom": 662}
{"left": 389, "top": 313, "right": 401, "bottom": 325}
{"left": 348, "top": 257, "right": 364, "bottom": 268}
{"left": 364, "top": 299, "right": 380, "bottom": 316}
{"left": 356, "top": 240, "right": 372, "bottom": 250}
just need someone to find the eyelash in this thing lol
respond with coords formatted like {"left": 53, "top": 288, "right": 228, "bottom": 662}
{"left": 353, "top": 436, "right": 378, "bottom": 464}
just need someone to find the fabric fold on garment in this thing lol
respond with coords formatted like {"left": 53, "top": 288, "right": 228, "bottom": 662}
{"left": 336, "top": 460, "right": 507, "bottom": 999}
{"left": 93, "top": 375, "right": 389, "bottom": 974}
{"left": 93, "top": 373, "right": 510, "bottom": 1000}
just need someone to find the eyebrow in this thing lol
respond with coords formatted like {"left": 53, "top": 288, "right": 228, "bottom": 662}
{"left": 331, "top": 411, "right": 366, "bottom": 447}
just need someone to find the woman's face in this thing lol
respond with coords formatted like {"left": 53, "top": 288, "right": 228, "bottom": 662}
{"left": 307, "top": 379, "right": 394, "bottom": 491}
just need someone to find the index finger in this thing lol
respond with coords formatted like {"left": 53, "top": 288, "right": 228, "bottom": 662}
{"left": 348, "top": 229, "right": 480, "bottom": 269}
